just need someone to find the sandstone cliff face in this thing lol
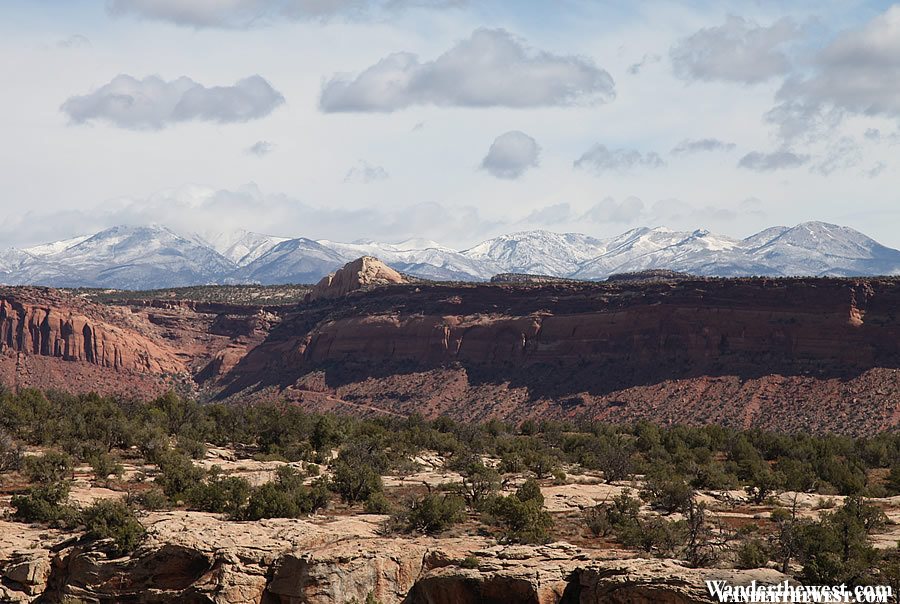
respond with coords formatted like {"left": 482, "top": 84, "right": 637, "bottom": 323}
{"left": 0, "top": 292, "right": 183, "bottom": 375}
{"left": 223, "top": 278, "right": 900, "bottom": 435}
{"left": 306, "top": 256, "right": 407, "bottom": 302}
{"left": 0, "top": 512, "right": 788, "bottom": 604}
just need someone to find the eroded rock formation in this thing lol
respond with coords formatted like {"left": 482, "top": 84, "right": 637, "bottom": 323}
{"left": 0, "top": 512, "right": 788, "bottom": 604}
{"left": 0, "top": 290, "right": 183, "bottom": 374}
{"left": 306, "top": 256, "right": 408, "bottom": 302}
{"left": 3, "top": 276, "right": 900, "bottom": 434}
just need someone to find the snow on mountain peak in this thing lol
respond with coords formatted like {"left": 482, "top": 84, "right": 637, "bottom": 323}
{"left": 3, "top": 222, "right": 899, "bottom": 289}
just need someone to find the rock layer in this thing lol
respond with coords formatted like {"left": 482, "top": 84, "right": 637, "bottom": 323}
{"left": 0, "top": 290, "right": 183, "bottom": 374}
{"left": 224, "top": 277, "right": 900, "bottom": 435}
{"left": 0, "top": 511, "right": 788, "bottom": 604}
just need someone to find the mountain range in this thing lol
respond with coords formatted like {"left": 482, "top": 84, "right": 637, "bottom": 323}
{"left": 1, "top": 221, "right": 899, "bottom": 289}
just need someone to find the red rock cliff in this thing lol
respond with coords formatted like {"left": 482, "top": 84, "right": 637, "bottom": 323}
{"left": 0, "top": 290, "right": 183, "bottom": 375}
{"left": 223, "top": 278, "right": 900, "bottom": 435}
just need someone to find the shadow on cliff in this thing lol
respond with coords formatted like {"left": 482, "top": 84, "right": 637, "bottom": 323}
{"left": 213, "top": 278, "right": 900, "bottom": 407}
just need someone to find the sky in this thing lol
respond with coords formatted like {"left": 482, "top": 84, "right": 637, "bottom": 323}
{"left": 1, "top": 0, "right": 899, "bottom": 249}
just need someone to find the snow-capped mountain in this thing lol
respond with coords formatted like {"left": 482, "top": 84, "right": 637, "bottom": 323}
{"left": 2, "top": 225, "right": 235, "bottom": 289}
{"left": 462, "top": 231, "right": 608, "bottom": 276}
{"left": 2, "top": 221, "right": 899, "bottom": 289}
{"left": 235, "top": 238, "right": 349, "bottom": 285}
{"left": 195, "top": 229, "right": 289, "bottom": 266}
{"left": 317, "top": 238, "right": 497, "bottom": 281}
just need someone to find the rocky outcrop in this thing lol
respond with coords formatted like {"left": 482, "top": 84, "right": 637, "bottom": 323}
{"left": 0, "top": 290, "right": 183, "bottom": 374}
{"left": 306, "top": 257, "right": 407, "bottom": 302}
{"left": 0, "top": 511, "right": 790, "bottom": 604}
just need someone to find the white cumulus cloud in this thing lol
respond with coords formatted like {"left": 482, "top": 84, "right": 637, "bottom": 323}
{"left": 480, "top": 131, "right": 540, "bottom": 179}
{"left": 320, "top": 28, "right": 615, "bottom": 112}
{"left": 61, "top": 74, "right": 285, "bottom": 130}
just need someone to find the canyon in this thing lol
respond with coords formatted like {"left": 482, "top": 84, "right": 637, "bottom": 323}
{"left": 2, "top": 261, "right": 900, "bottom": 435}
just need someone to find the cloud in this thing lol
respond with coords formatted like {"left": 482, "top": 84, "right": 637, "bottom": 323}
{"left": 107, "top": 0, "right": 365, "bottom": 27}
{"left": 670, "top": 15, "right": 800, "bottom": 84}
{"left": 319, "top": 28, "right": 615, "bottom": 112}
{"left": 0, "top": 184, "right": 501, "bottom": 249}
{"left": 107, "top": 0, "right": 464, "bottom": 27}
{"left": 767, "top": 6, "right": 900, "bottom": 139}
{"left": 480, "top": 131, "right": 540, "bottom": 179}
{"left": 811, "top": 136, "right": 861, "bottom": 175}
{"left": 582, "top": 196, "right": 645, "bottom": 223}
{"left": 574, "top": 144, "right": 664, "bottom": 174}
{"left": 864, "top": 162, "right": 887, "bottom": 179}
{"left": 246, "top": 140, "right": 275, "bottom": 156}
{"left": 343, "top": 160, "right": 389, "bottom": 183}
{"left": 61, "top": 74, "right": 284, "bottom": 130}
{"left": 57, "top": 34, "right": 91, "bottom": 49}
{"left": 522, "top": 202, "right": 573, "bottom": 224}
{"left": 671, "top": 138, "right": 736, "bottom": 156}
{"left": 627, "top": 54, "right": 660, "bottom": 75}
{"left": 737, "top": 150, "right": 809, "bottom": 171}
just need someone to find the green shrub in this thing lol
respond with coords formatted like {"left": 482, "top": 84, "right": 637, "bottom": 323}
{"left": 23, "top": 451, "right": 73, "bottom": 484}
{"left": 331, "top": 459, "right": 383, "bottom": 504}
{"left": 582, "top": 504, "right": 610, "bottom": 537}
{"left": 488, "top": 480, "right": 553, "bottom": 544}
{"left": 154, "top": 450, "right": 205, "bottom": 501}
{"left": 177, "top": 437, "right": 207, "bottom": 460}
{"left": 131, "top": 488, "right": 169, "bottom": 511}
{"left": 396, "top": 493, "right": 466, "bottom": 535}
{"left": 736, "top": 538, "right": 770, "bottom": 569}
{"left": 243, "top": 469, "right": 330, "bottom": 520}
{"left": 90, "top": 453, "right": 124, "bottom": 485}
{"left": 640, "top": 470, "right": 694, "bottom": 513}
{"left": 364, "top": 492, "right": 392, "bottom": 514}
{"left": 82, "top": 499, "right": 146, "bottom": 557}
{"left": 186, "top": 470, "right": 251, "bottom": 517}
{"left": 459, "top": 556, "right": 480, "bottom": 569}
{"left": 11, "top": 482, "right": 79, "bottom": 527}
{"left": 619, "top": 515, "right": 686, "bottom": 557}
{"left": 0, "top": 429, "right": 22, "bottom": 472}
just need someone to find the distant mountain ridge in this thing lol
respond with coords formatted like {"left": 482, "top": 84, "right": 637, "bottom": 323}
{"left": 1, "top": 221, "right": 899, "bottom": 289}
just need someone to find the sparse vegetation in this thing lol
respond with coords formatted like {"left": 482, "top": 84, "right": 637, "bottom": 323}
{"left": 1, "top": 387, "right": 899, "bottom": 585}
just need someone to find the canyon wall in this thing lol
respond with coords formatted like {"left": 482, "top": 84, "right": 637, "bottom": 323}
{"left": 223, "top": 278, "right": 900, "bottom": 434}
{"left": 3, "top": 278, "right": 900, "bottom": 434}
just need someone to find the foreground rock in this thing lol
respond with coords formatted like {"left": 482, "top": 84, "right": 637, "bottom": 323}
{"left": 0, "top": 511, "right": 789, "bottom": 603}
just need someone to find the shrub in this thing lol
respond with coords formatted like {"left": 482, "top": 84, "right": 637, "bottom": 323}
{"left": 131, "top": 488, "right": 169, "bottom": 511}
{"left": 582, "top": 504, "right": 610, "bottom": 537}
{"left": 459, "top": 556, "right": 480, "bottom": 569}
{"left": 736, "top": 538, "right": 770, "bottom": 569}
{"left": 0, "top": 429, "right": 22, "bottom": 472}
{"left": 243, "top": 470, "right": 330, "bottom": 520}
{"left": 23, "top": 451, "right": 73, "bottom": 484}
{"left": 618, "top": 515, "right": 686, "bottom": 557}
{"left": 364, "top": 492, "right": 392, "bottom": 514}
{"left": 82, "top": 500, "right": 146, "bottom": 557}
{"left": 11, "top": 482, "right": 79, "bottom": 527}
{"left": 489, "top": 480, "right": 553, "bottom": 544}
{"left": 154, "top": 450, "right": 205, "bottom": 501}
{"left": 90, "top": 453, "right": 124, "bottom": 485}
{"left": 640, "top": 470, "right": 694, "bottom": 513}
{"left": 397, "top": 492, "right": 466, "bottom": 535}
{"left": 458, "top": 460, "right": 500, "bottom": 509}
{"left": 186, "top": 470, "right": 251, "bottom": 517}
{"left": 177, "top": 437, "right": 207, "bottom": 460}
{"left": 795, "top": 496, "right": 887, "bottom": 585}
{"left": 331, "top": 459, "right": 383, "bottom": 504}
